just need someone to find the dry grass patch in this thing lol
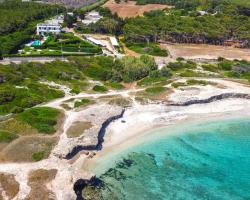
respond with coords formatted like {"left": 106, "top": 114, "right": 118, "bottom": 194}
{"left": 0, "top": 118, "right": 37, "bottom": 136}
{"left": 108, "top": 97, "right": 132, "bottom": 107}
{"left": 25, "top": 169, "right": 57, "bottom": 200}
{"left": 67, "top": 121, "right": 93, "bottom": 138}
{"left": 0, "top": 136, "right": 58, "bottom": 162}
{"left": 161, "top": 43, "right": 250, "bottom": 61}
{"left": 136, "top": 87, "right": 173, "bottom": 101}
{"left": 0, "top": 173, "right": 19, "bottom": 199}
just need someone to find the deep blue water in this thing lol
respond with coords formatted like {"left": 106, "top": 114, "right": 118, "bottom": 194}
{"left": 94, "top": 118, "right": 250, "bottom": 200}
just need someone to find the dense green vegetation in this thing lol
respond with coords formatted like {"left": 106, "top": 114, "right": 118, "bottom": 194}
{"left": 69, "top": 55, "right": 157, "bottom": 82}
{"left": 0, "top": 60, "right": 85, "bottom": 115}
{"left": 0, "top": 0, "right": 64, "bottom": 55}
{"left": 126, "top": 0, "right": 250, "bottom": 46}
{"left": 124, "top": 7, "right": 250, "bottom": 47}
{"left": 113, "top": 55, "right": 157, "bottom": 82}
{"left": 17, "top": 107, "right": 60, "bottom": 134}
{"left": 76, "top": 0, "right": 250, "bottom": 50}
{"left": 0, "top": 55, "right": 158, "bottom": 115}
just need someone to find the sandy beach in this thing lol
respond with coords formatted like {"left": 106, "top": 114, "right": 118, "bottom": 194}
{"left": 83, "top": 79, "right": 250, "bottom": 175}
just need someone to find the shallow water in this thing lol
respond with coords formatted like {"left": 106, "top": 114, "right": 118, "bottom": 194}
{"left": 93, "top": 118, "right": 250, "bottom": 200}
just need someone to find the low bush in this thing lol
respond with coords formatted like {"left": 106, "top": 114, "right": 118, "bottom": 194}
{"left": 105, "top": 82, "right": 124, "bottom": 90}
{"left": 74, "top": 98, "right": 94, "bottom": 108}
{"left": 145, "top": 86, "right": 166, "bottom": 94}
{"left": 126, "top": 43, "right": 168, "bottom": 57}
{"left": 32, "top": 151, "right": 46, "bottom": 162}
{"left": 17, "top": 107, "right": 60, "bottom": 134}
{"left": 138, "top": 77, "right": 167, "bottom": 86}
{"left": 0, "top": 130, "right": 18, "bottom": 143}
{"left": 92, "top": 85, "right": 107, "bottom": 92}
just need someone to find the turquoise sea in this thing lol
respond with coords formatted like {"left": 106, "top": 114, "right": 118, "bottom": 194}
{"left": 93, "top": 118, "right": 250, "bottom": 200}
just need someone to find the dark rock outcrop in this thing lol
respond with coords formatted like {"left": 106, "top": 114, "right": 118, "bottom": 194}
{"left": 65, "top": 109, "right": 125, "bottom": 160}
{"left": 168, "top": 93, "right": 250, "bottom": 106}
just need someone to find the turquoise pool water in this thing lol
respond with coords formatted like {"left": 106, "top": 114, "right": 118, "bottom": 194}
{"left": 31, "top": 40, "right": 41, "bottom": 46}
{"left": 93, "top": 118, "right": 250, "bottom": 200}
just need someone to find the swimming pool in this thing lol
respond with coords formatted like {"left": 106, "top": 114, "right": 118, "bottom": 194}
{"left": 31, "top": 40, "right": 41, "bottom": 46}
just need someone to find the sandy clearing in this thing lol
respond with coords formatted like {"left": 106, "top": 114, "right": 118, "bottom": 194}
{"left": 103, "top": 0, "right": 171, "bottom": 18}
{"left": 161, "top": 43, "right": 250, "bottom": 61}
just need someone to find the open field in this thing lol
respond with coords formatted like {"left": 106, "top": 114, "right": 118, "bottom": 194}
{"left": 161, "top": 43, "right": 250, "bottom": 61}
{"left": 103, "top": 0, "right": 171, "bottom": 18}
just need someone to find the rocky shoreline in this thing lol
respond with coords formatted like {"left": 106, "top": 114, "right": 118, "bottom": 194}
{"left": 168, "top": 92, "right": 250, "bottom": 106}
{"left": 65, "top": 108, "right": 125, "bottom": 160}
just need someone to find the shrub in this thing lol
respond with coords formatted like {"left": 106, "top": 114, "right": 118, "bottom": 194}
{"left": 74, "top": 98, "right": 93, "bottom": 108}
{"left": 32, "top": 151, "right": 46, "bottom": 162}
{"left": 201, "top": 64, "right": 218, "bottom": 72}
{"left": 160, "top": 66, "right": 172, "bottom": 78}
{"left": 92, "top": 85, "right": 107, "bottom": 92}
{"left": 171, "top": 82, "right": 186, "bottom": 88}
{"left": 17, "top": 107, "right": 60, "bottom": 134}
{"left": 105, "top": 82, "right": 124, "bottom": 90}
{"left": 186, "top": 79, "right": 208, "bottom": 86}
{"left": 218, "top": 60, "right": 233, "bottom": 71}
{"left": 145, "top": 86, "right": 166, "bottom": 94}
{"left": 138, "top": 77, "right": 167, "bottom": 86}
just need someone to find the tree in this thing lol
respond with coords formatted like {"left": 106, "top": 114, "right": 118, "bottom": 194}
{"left": 64, "top": 14, "right": 77, "bottom": 28}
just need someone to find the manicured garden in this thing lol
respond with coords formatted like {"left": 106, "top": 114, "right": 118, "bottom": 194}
{"left": 17, "top": 33, "right": 102, "bottom": 57}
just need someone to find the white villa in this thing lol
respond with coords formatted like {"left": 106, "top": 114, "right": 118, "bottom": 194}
{"left": 36, "top": 15, "right": 64, "bottom": 35}
{"left": 110, "top": 37, "right": 119, "bottom": 47}
{"left": 82, "top": 11, "right": 103, "bottom": 25}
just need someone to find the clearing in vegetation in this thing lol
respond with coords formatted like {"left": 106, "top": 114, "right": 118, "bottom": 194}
{"left": 103, "top": 0, "right": 171, "bottom": 18}
{"left": 26, "top": 169, "right": 57, "bottom": 200}
{"left": 0, "top": 173, "right": 19, "bottom": 199}
{"left": 0, "top": 136, "right": 57, "bottom": 162}
{"left": 161, "top": 43, "right": 250, "bottom": 61}
{"left": 66, "top": 121, "right": 93, "bottom": 138}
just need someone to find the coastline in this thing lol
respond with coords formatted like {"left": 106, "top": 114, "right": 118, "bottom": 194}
{"left": 82, "top": 98, "right": 250, "bottom": 175}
